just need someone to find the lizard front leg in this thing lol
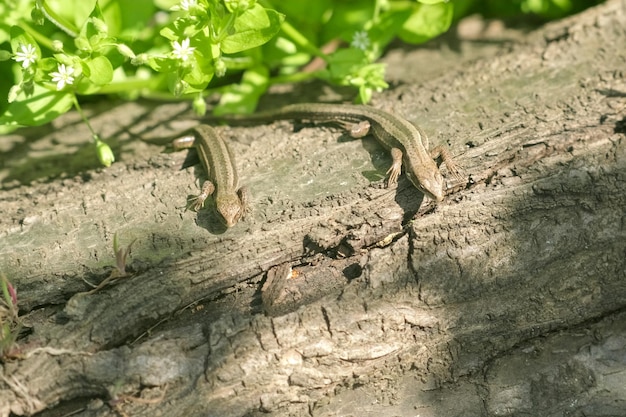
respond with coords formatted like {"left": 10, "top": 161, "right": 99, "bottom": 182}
{"left": 237, "top": 186, "right": 251, "bottom": 220}
{"left": 189, "top": 180, "right": 216, "bottom": 211}
{"left": 429, "top": 146, "right": 463, "bottom": 180}
{"left": 386, "top": 148, "right": 404, "bottom": 186}
{"left": 335, "top": 119, "right": 404, "bottom": 187}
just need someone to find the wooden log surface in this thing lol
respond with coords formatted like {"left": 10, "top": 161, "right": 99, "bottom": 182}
{"left": 0, "top": 1, "right": 625, "bottom": 416}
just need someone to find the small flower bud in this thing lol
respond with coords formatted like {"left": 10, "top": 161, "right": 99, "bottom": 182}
{"left": 75, "top": 37, "right": 91, "bottom": 51}
{"left": 91, "top": 17, "right": 108, "bottom": 34}
{"left": 8, "top": 85, "right": 21, "bottom": 103}
{"left": 117, "top": 44, "right": 136, "bottom": 59}
{"left": 173, "top": 79, "right": 189, "bottom": 97}
{"left": 214, "top": 58, "right": 226, "bottom": 77}
{"left": 192, "top": 95, "right": 207, "bottom": 116}
{"left": 131, "top": 53, "right": 149, "bottom": 66}
{"left": 52, "top": 40, "right": 64, "bottom": 52}
{"left": 31, "top": 7, "right": 45, "bottom": 25}
{"left": 95, "top": 138, "right": 115, "bottom": 167}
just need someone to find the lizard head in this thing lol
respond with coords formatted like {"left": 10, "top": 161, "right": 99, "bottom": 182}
{"left": 406, "top": 169, "right": 445, "bottom": 202}
{"left": 215, "top": 194, "right": 245, "bottom": 227}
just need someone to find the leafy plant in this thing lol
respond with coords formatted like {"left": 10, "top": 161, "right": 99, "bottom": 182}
{"left": 82, "top": 233, "right": 137, "bottom": 294}
{"left": 0, "top": 0, "right": 603, "bottom": 165}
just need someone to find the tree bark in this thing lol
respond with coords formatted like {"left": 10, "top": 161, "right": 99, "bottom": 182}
{"left": 1, "top": 1, "right": 625, "bottom": 416}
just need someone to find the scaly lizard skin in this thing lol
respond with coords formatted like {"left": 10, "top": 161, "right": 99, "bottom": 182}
{"left": 173, "top": 124, "right": 248, "bottom": 227}
{"left": 215, "top": 103, "right": 461, "bottom": 202}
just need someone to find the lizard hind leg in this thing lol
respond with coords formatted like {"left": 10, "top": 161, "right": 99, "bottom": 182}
{"left": 333, "top": 120, "right": 371, "bottom": 138}
{"left": 348, "top": 120, "right": 371, "bottom": 138}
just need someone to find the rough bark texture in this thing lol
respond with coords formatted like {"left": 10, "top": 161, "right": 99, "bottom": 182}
{"left": 1, "top": 1, "right": 626, "bottom": 416}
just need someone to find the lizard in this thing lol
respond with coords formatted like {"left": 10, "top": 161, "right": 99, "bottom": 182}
{"left": 172, "top": 124, "right": 248, "bottom": 227}
{"left": 212, "top": 103, "right": 462, "bottom": 202}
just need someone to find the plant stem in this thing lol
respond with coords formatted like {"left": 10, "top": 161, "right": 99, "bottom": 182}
{"left": 17, "top": 22, "right": 55, "bottom": 51}
{"left": 95, "top": 77, "right": 162, "bottom": 94}
{"left": 279, "top": 21, "right": 329, "bottom": 61}
{"left": 71, "top": 94, "right": 98, "bottom": 141}
{"left": 269, "top": 70, "right": 321, "bottom": 85}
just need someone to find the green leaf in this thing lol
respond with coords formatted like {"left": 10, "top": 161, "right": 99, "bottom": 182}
{"left": 39, "top": 0, "right": 98, "bottom": 34}
{"left": 74, "top": 0, "right": 99, "bottom": 29}
{"left": 178, "top": 33, "right": 216, "bottom": 89}
{"left": 326, "top": 48, "right": 367, "bottom": 81}
{"left": 110, "top": 1, "right": 157, "bottom": 38}
{"left": 183, "top": 61, "right": 214, "bottom": 91}
{"left": 224, "top": 0, "right": 257, "bottom": 14}
{"left": 37, "top": 57, "right": 60, "bottom": 73}
{"left": 35, "top": 0, "right": 82, "bottom": 37}
{"left": 271, "top": 1, "right": 331, "bottom": 27}
{"left": 154, "top": 0, "right": 178, "bottom": 9}
{"left": 0, "top": 83, "right": 74, "bottom": 133}
{"left": 317, "top": 0, "right": 374, "bottom": 42}
{"left": 159, "top": 26, "right": 178, "bottom": 42}
{"left": 75, "top": 2, "right": 111, "bottom": 52}
{"left": 84, "top": 55, "right": 113, "bottom": 85}
{"left": 146, "top": 56, "right": 177, "bottom": 73}
{"left": 220, "top": 5, "right": 284, "bottom": 54}
{"left": 398, "top": 2, "right": 453, "bottom": 44}
{"left": 0, "top": 0, "right": 34, "bottom": 44}
{"left": 368, "top": 8, "right": 412, "bottom": 55}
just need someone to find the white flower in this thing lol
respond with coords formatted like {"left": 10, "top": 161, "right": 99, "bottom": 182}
{"left": 170, "top": 0, "right": 196, "bottom": 11}
{"left": 49, "top": 64, "right": 75, "bottom": 90}
{"left": 180, "top": 0, "right": 196, "bottom": 10}
{"left": 172, "top": 38, "right": 195, "bottom": 62}
{"left": 14, "top": 44, "right": 37, "bottom": 68}
{"left": 351, "top": 31, "right": 370, "bottom": 51}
